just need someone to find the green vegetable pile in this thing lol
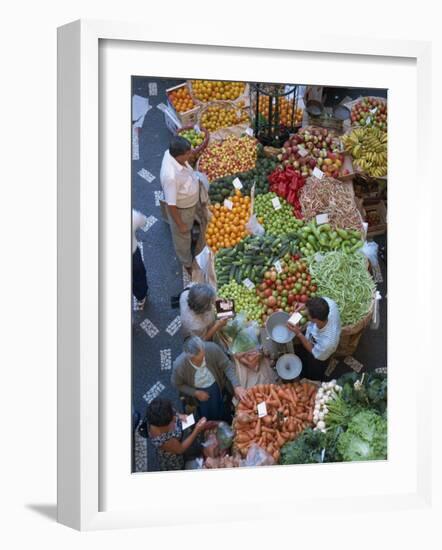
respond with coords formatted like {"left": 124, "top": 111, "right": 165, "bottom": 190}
{"left": 218, "top": 281, "right": 264, "bottom": 322}
{"left": 307, "top": 251, "right": 376, "bottom": 326}
{"left": 337, "top": 410, "right": 387, "bottom": 461}
{"left": 215, "top": 233, "right": 299, "bottom": 287}
{"left": 208, "top": 152, "right": 278, "bottom": 203}
{"left": 254, "top": 192, "right": 303, "bottom": 236}
{"left": 280, "top": 426, "right": 344, "bottom": 465}
{"left": 338, "top": 371, "right": 388, "bottom": 415}
{"left": 296, "top": 220, "right": 364, "bottom": 257}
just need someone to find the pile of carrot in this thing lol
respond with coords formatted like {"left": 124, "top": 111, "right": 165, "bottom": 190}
{"left": 234, "top": 382, "right": 317, "bottom": 463}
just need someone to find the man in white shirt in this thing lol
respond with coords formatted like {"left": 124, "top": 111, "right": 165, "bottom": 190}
{"left": 160, "top": 136, "right": 202, "bottom": 276}
{"left": 288, "top": 296, "right": 341, "bottom": 380}
{"left": 132, "top": 209, "right": 148, "bottom": 309}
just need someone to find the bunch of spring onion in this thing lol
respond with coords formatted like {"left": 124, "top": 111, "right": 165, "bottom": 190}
{"left": 312, "top": 380, "right": 342, "bottom": 432}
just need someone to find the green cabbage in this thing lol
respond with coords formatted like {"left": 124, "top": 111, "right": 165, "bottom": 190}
{"left": 337, "top": 410, "right": 387, "bottom": 461}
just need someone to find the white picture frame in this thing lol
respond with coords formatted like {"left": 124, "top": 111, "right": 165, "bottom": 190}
{"left": 57, "top": 19, "right": 432, "bottom": 531}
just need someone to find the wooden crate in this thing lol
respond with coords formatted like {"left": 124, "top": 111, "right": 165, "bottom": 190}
{"left": 363, "top": 200, "right": 387, "bottom": 237}
{"left": 166, "top": 83, "right": 200, "bottom": 127}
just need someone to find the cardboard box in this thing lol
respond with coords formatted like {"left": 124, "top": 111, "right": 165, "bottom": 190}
{"left": 166, "top": 83, "right": 200, "bottom": 127}
{"left": 363, "top": 200, "right": 387, "bottom": 237}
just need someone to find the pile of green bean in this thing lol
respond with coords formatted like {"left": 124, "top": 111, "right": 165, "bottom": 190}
{"left": 307, "top": 251, "right": 376, "bottom": 326}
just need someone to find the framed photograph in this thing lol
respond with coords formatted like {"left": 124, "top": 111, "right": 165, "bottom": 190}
{"left": 57, "top": 19, "right": 432, "bottom": 531}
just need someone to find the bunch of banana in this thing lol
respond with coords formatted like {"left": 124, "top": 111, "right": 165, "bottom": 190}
{"left": 342, "top": 127, "right": 387, "bottom": 178}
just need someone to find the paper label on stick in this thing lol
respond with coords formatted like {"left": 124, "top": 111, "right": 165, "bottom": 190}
{"left": 232, "top": 177, "right": 243, "bottom": 190}
{"left": 312, "top": 167, "right": 324, "bottom": 179}
{"left": 257, "top": 402, "right": 268, "bottom": 418}
{"left": 271, "top": 197, "right": 282, "bottom": 210}
{"left": 366, "top": 116, "right": 371, "bottom": 125}
{"left": 245, "top": 127, "right": 254, "bottom": 137}
{"left": 274, "top": 260, "right": 283, "bottom": 273}
{"left": 224, "top": 199, "right": 233, "bottom": 210}
{"left": 181, "top": 414, "right": 195, "bottom": 430}
{"left": 242, "top": 278, "right": 255, "bottom": 290}
{"left": 298, "top": 145, "right": 308, "bottom": 157}
{"left": 316, "top": 213, "right": 329, "bottom": 225}
{"left": 194, "top": 124, "right": 201, "bottom": 133}
{"left": 369, "top": 107, "right": 378, "bottom": 115}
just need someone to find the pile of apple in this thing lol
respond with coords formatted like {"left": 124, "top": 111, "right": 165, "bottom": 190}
{"left": 255, "top": 255, "right": 318, "bottom": 325}
{"left": 198, "top": 135, "right": 257, "bottom": 182}
{"left": 278, "top": 126, "right": 346, "bottom": 179}
{"left": 351, "top": 97, "right": 387, "bottom": 130}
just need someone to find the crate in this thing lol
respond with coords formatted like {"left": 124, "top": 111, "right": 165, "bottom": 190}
{"left": 166, "top": 83, "right": 200, "bottom": 127}
{"left": 363, "top": 200, "right": 387, "bottom": 237}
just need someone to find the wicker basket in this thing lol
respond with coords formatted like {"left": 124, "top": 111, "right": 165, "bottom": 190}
{"left": 176, "top": 125, "right": 209, "bottom": 159}
{"left": 334, "top": 293, "right": 375, "bottom": 358}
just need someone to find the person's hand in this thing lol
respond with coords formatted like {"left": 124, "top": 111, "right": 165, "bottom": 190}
{"left": 177, "top": 413, "right": 188, "bottom": 423}
{"left": 287, "top": 321, "right": 302, "bottom": 335}
{"left": 215, "top": 318, "right": 228, "bottom": 330}
{"left": 178, "top": 223, "right": 188, "bottom": 234}
{"left": 194, "top": 390, "right": 210, "bottom": 402}
{"left": 195, "top": 417, "right": 207, "bottom": 432}
{"left": 293, "top": 303, "right": 304, "bottom": 313}
{"left": 234, "top": 386, "right": 248, "bottom": 402}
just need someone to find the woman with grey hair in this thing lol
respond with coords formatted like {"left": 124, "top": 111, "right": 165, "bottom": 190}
{"left": 171, "top": 336, "right": 247, "bottom": 421}
{"left": 179, "top": 283, "right": 227, "bottom": 341}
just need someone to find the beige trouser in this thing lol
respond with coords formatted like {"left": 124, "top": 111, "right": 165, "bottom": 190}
{"left": 168, "top": 204, "right": 198, "bottom": 269}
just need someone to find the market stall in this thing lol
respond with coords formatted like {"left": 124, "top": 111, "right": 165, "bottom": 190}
{"left": 164, "top": 83, "right": 387, "bottom": 469}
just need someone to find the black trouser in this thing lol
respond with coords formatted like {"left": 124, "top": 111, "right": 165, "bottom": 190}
{"left": 132, "top": 247, "right": 148, "bottom": 301}
{"left": 296, "top": 345, "right": 329, "bottom": 381}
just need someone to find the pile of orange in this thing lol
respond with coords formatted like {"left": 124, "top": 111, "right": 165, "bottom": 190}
{"left": 257, "top": 96, "right": 303, "bottom": 127}
{"left": 206, "top": 190, "right": 251, "bottom": 253}
{"left": 191, "top": 80, "right": 245, "bottom": 102}
{"left": 200, "top": 104, "right": 249, "bottom": 132}
{"left": 168, "top": 86, "right": 196, "bottom": 113}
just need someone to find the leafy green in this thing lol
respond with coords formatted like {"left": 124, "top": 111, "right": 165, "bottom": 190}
{"left": 280, "top": 427, "right": 343, "bottom": 465}
{"left": 338, "top": 371, "right": 387, "bottom": 415}
{"left": 337, "top": 410, "right": 387, "bottom": 462}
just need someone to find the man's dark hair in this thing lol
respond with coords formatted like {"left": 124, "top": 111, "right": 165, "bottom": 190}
{"left": 145, "top": 398, "right": 174, "bottom": 427}
{"left": 169, "top": 135, "right": 191, "bottom": 158}
{"left": 306, "top": 297, "right": 329, "bottom": 322}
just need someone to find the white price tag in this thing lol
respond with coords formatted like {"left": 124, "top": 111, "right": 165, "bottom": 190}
{"left": 257, "top": 402, "right": 268, "bottom": 418}
{"left": 232, "top": 177, "right": 243, "bottom": 190}
{"left": 312, "top": 167, "right": 324, "bottom": 179}
{"left": 274, "top": 260, "right": 283, "bottom": 273}
{"left": 366, "top": 116, "right": 372, "bottom": 125}
{"left": 271, "top": 197, "right": 282, "bottom": 210}
{"left": 242, "top": 278, "right": 255, "bottom": 290}
{"left": 245, "top": 127, "right": 254, "bottom": 137}
{"left": 194, "top": 124, "right": 201, "bottom": 133}
{"left": 316, "top": 213, "right": 329, "bottom": 225}
{"left": 181, "top": 414, "right": 195, "bottom": 430}
{"left": 369, "top": 107, "right": 378, "bottom": 115}
{"left": 288, "top": 312, "right": 303, "bottom": 326}
{"left": 224, "top": 199, "right": 233, "bottom": 210}
{"left": 298, "top": 145, "right": 308, "bottom": 157}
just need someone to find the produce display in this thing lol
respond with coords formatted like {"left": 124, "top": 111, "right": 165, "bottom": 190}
{"left": 350, "top": 97, "right": 387, "bottom": 129}
{"left": 257, "top": 95, "right": 303, "bottom": 127}
{"left": 254, "top": 193, "right": 303, "bottom": 236}
{"left": 312, "top": 380, "right": 343, "bottom": 432}
{"left": 367, "top": 209, "right": 381, "bottom": 227}
{"left": 177, "top": 127, "right": 206, "bottom": 149}
{"left": 280, "top": 426, "right": 343, "bottom": 465}
{"left": 218, "top": 281, "right": 265, "bottom": 323}
{"left": 208, "top": 153, "right": 278, "bottom": 203}
{"left": 307, "top": 251, "right": 376, "bottom": 326}
{"left": 255, "top": 257, "right": 318, "bottom": 324}
{"left": 337, "top": 410, "right": 387, "bottom": 461}
{"left": 167, "top": 86, "right": 196, "bottom": 113}
{"left": 199, "top": 135, "right": 257, "bottom": 182}
{"left": 200, "top": 103, "right": 249, "bottom": 132}
{"left": 268, "top": 166, "right": 305, "bottom": 218}
{"left": 296, "top": 219, "right": 364, "bottom": 256}
{"left": 278, "top": 127, "right": 346, "bottom": 178}
{"left": 206, "top": 190, "right": 250, "bottom": 252}
{"left": 299, "top": 176, "right": 364, "bottom": 232}
{"left": 190, "top": 80, "right": 246, "bottom": 102}
{"left": 234, "top": 382, "right": 317, "bottom": 463}
{"left": 215, "top": 233, "right": 299, "bottom": 287}
{"left": 342, "top": 127, "right": 387, "bottom": 178}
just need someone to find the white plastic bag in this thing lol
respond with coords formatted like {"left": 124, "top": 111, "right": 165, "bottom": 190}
{"left": 246, "top": 214, "right": 265, "bottom": 236}
{"left": 360, "top": 241, "right": 383, "bottom": 283}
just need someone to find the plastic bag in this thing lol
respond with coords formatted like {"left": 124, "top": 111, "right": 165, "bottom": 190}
{"left": 216, "top": 422, "right": 234, "bottom": 451}
{"left": 243, "top": 444, "right": 276, "bottom": 467}
{"left": 184, "top": 457, "right": 204, "bottom": 470}
{"left": 194, "top": 246, "right": 217, "bottom": 288}
{"left": 201, "top": 433, "right": 219, "bottom": 458}
{"left": 231, "top": 323, "right": 260, "bottom": 354}
{"left": 222, "top": 312, "right": 248, "bottom": 340}
{"left": 370, "top": 290, "right": 382, "bottom": 330}
{"left": 360, "top": 241, "right": 383, "bottom": 283}
{"left": 246, "top": 213, "right": 265, "bottom": 236}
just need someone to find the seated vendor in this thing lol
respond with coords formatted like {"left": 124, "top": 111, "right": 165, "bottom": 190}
{"left": 171, "top": 336, "right": 247, "bottom": 422}
{"left": 287, "top": 296, "right": 341, "bottom": 381}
